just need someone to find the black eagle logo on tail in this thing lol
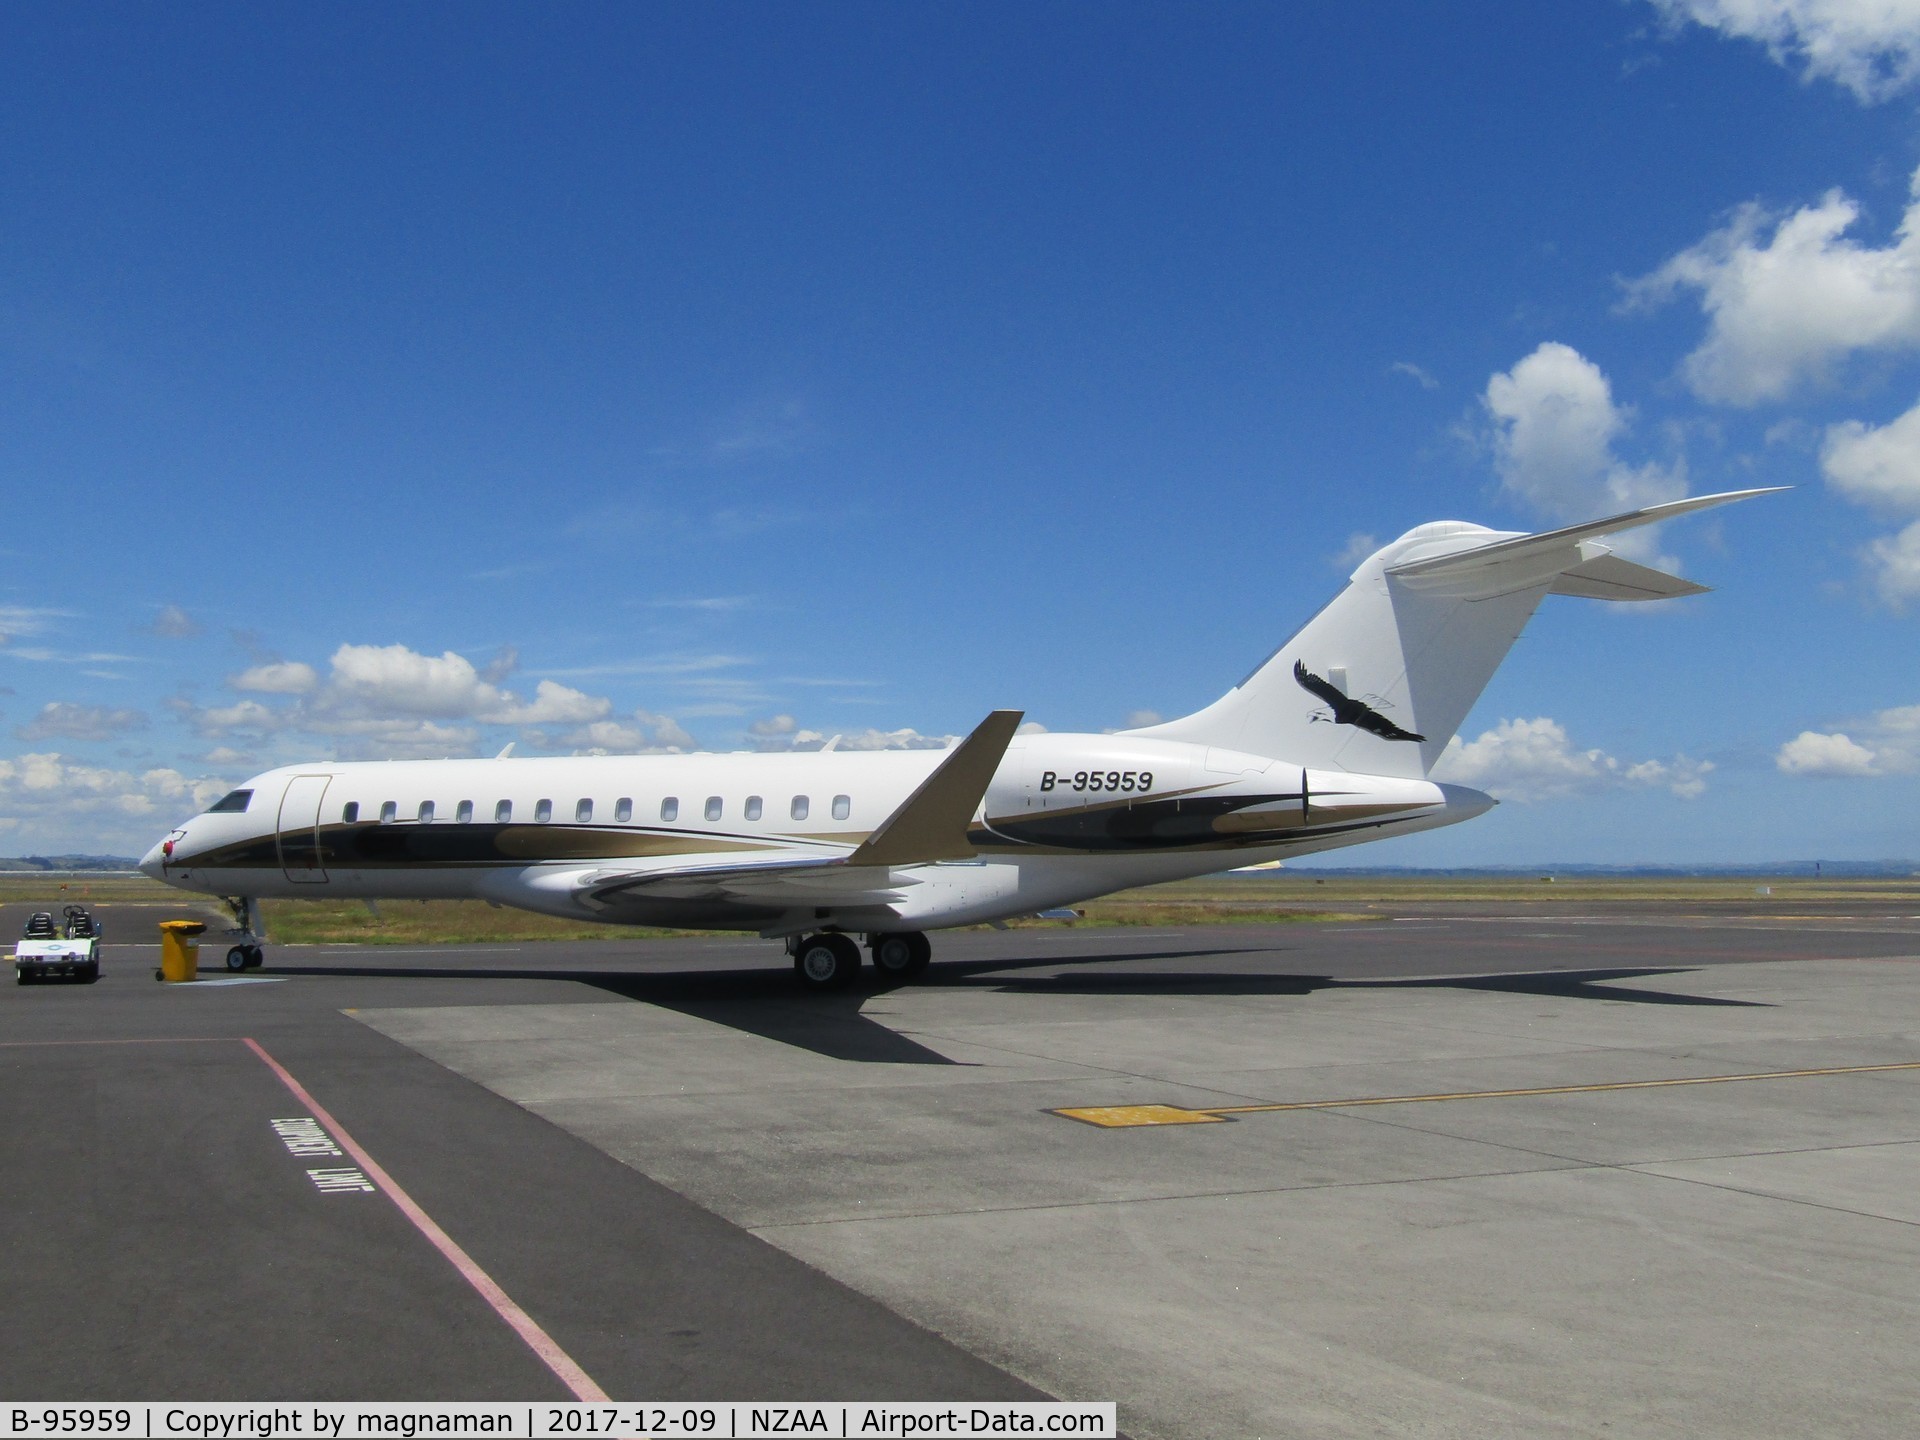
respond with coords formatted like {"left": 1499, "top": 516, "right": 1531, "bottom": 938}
{"left": 1292, "top": 662, "right": 1425, "bottom": 743}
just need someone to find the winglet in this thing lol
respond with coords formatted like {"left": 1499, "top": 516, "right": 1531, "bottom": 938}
{"left": 848, "top": 710, "right": 1024, "bottom": 866}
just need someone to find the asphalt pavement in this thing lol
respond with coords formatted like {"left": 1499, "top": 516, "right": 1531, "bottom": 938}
{"left": 6, "top": 895, "right": 1920, "bottom": 1436}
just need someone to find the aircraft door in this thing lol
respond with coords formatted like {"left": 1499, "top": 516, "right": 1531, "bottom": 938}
{"left": 277, "top": 774, "right": 332, "bottom": 884}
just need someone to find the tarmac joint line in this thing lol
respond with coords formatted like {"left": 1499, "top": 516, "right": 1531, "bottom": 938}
{"left": 1051, "top": 1059, "right": 1920, "bottom": 1128}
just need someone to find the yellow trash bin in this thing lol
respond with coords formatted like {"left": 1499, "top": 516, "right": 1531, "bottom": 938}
{"left": 157, "top": 920, "right": 206, "bottom": 983}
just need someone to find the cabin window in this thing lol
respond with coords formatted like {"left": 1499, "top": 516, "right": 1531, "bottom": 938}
{"left": 495, "top": 800, "right": 512, "bottom": 823}
{"left": 832, "top": 794, "right": 851, "bottom": 820}
{"left": 745, "top": 795, "right": 763, "bottom": 821}
{"left": 342, "top": 802, "right": 359, "bottom": 823}
{"left": 379, "top": 801, "right": 398, "bottom": 824}
{"left": 535, "top": 799, "right": 553, "bottom": 823}
{"left": 791, "top": 795, "right": 809, "bottom": 821}
{"left": 206, "top": 789, "right": 253, "bottom": 814}
{"left": 456, "top": 800, "right": 473, "bottom": 823}
{"left": 418, "top": 801, "right": 435, "bottom": 823}
{"left": 576, "top": 798, "right": 593, "bottom": 823}
{"left": 614, "top": 797, "right": 632, "bottom": 823}
{"left": 704, "top": 796, "right": 723, "bottom": 822}
{"left": 661, "top": 797, "right": 679, "bottom": 821}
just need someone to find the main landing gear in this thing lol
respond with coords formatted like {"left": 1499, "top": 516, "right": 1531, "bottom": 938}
{"left": 221, "top": 896, "right": 266, "bottom": 972}
{"left": 789, "top": 931, "right": 933, "bottom": 991}
{"left": 870, "top": 931, "right": 932, "bottom": 979}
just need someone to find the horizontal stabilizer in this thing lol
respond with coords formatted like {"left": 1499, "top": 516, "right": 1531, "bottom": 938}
{"left": 1549, "top": 553, "right": 1709, "bottom": 602}
{"left": 1127, "top": 485, "right": 1779, "bottom": 781}
{"left": 1388, "top": 487, "right": 1782, "bottom": 584}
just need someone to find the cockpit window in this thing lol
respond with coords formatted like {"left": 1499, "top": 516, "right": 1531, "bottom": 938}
{"left": 206, "top": 789, "right": 253, "bottom": 814}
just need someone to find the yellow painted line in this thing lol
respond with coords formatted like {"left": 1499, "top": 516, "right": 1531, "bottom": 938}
{"left": 1054, "top": 1104, "right": 1230, "bottom": 1127}
{"left": 1051, "top": 1060, "right": 1920, "bottom": 1129}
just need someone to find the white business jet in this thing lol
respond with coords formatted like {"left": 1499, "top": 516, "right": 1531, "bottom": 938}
{"left": 142, "top": 488, "right": 1774, "bottom": 988}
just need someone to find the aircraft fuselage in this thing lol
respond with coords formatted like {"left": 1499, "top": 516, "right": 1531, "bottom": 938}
{"left": 141, "top": 732, "right": 1487, "bottom": 936}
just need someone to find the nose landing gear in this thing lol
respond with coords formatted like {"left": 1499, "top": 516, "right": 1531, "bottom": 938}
{"left": 221, "top": 897, "right": 267, "bottom": 971}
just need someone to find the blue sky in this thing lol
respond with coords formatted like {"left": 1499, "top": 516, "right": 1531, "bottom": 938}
{"left": 5, "top": 1, "right": 1920, "bottom": 863}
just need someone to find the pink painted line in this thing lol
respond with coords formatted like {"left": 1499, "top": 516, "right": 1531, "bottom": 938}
{"left": 242, "top": 1036, "right": 609, "bottom": 1401}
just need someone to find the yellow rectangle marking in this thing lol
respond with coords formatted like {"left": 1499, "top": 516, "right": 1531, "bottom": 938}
{"left": 1053, "top": 1104, "right": 1231, "bottom": 1128}
{"left": 1052, "top": 1061, "right": 1920, "bottom": 1129}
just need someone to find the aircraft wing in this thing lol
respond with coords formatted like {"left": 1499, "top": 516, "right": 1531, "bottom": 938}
{"left": 582, "top": 854, "right": 914, "bottom": 906}
{"left": 575, "top": 708, "right": 1024, "bottom": 908}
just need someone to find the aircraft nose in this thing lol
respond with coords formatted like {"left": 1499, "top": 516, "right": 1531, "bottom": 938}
{"left": 139, "top": 836, "right": 172, "bottom": 881}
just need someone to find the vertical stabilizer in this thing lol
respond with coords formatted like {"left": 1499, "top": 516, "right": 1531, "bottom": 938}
{"left": 1124, "top": 488, "right": 1779, "bottom": 778}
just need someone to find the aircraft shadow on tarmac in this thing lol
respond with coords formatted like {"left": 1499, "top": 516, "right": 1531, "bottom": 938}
{"left": 275, "top": 950, "right": 1765, "bottom": 1065}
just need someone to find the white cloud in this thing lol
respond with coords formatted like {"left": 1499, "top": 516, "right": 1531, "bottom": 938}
{"left": 3, "top": 648, "right": 144, "bottom": 667}
{"left": 478, "top": 646, "right": 518, "bottom": 685}
{"left": 541, "top": 654, "right": 753, "bottom": 679}
{"left": 324, "top": 644, "right": 500, "bottom": 719}
{"left": 561, "top": 711, "right": 695, "bottom": 755}
{"left": 151, "top": 604, "right": 199, "bottom": 639}
{"left": 1626, "top": 168, "right": 1920, "bottom": 404}
{"left": 498, "top": 679, "right": 610, "bottom": 726}
{"left": 16, "top": 702, "right": 147, "bottom": 743}
{"left": 1015, "top": 720, "right": 1049, "bottom": 735}
{"left": 1482, "top": 344, "right": 1686, "bottom": 553}
{"left": 0, "top": 607, "right": 73, "bottom": 646}
{"left": 1864, "top": 519, "right": 1920, "bottom": 603}
{"left": 231, "top": 661, "right": 320, "bottom": 695}
{"left": 317, "top": 718, "right": 479, "bottom": 760}
{"left": 1821, "top": 398, "right": 1920, "bottom": 603}
{"left": 1824, "top": 399, "right": 1920, "bottom": 510}
{"left": 0, "top": 751, "right": 233, "bottom": 850}
{"left": 203, "top": 747, "right": 255, "bottom": 767}
{"left": 647, "top": 596, "right": 753, "bottom": 613}
{"left": 1390, "top": 361, "right": 1439, "bottom": 390}
{"left": 1647, "top": 0, "right": 1920, "bottom": 102}
{"left": 323, "top": 644, "right": 609, "bottom": 726}
{"left": 836, "top": 728, "right": 953, "bottom": 751}
{"left": 1434, "top": 716, "right": 1714, "bottom": 802}
{"left": 179, "top": 642, "right": 623, "bottom": 758}
{"left": 1776, "top": 729, "right": 1883, "bottom": 774}
{"left": 750, "top": 714, "right": 797, "bottom": 738}
{"left": 1778, "top": 702, "right": 1920, "bottom": 774}
{"left": 188, "top": 698, "right": 284, "bottom": 735}
{"left": 1334, "top": 533, "right": 1379, "bottom": 571}
{"left": 749, "top": 722, "right": 956, "bottom": 753}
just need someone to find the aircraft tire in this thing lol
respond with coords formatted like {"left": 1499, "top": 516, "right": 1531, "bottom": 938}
{"left": 873, "top": 931, "right": 932, "bottom": 978}
{"left": 245, "top": 945, "right": 264, "bottom": 969}
{"left": 226, "top": 946, "right": 250, "bottom": 972}
{"left": 871, "top": 933, "right": 918, "bottom": 978}
{"left": 902, "top": 931, "right": 932, "bottom": 974}
{"left": 794, "top": 933, "right": 860, "bottom": 991}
